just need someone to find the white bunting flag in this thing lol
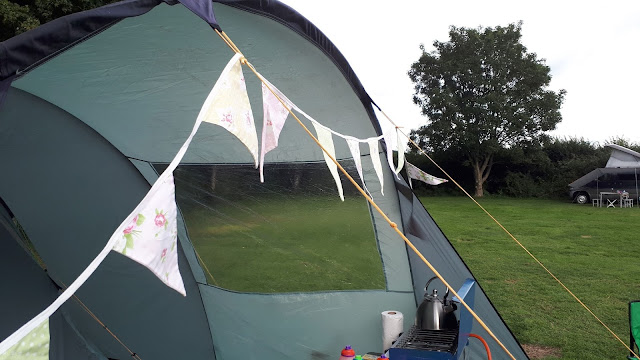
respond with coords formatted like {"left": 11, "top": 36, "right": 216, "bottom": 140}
{"left": 198, "top": 53, "right": 259, "bottom": 167}
{"left": 381, "top": 122, "right": 400, "bottom": 178}
{"left": 112, "top": 173, "right": 185, "bottom": 295}
{"left": 313, "top": 122, "right": 344, "bottom": 201}
{"left": 260, "top": 79, "right": 293, "bottom": 182}
{"left": 346, "top": 137, "right": 369, "bottom": 195}
{"left": 395, "top": 129, "right": 406, "bottom": 174}
{"left": 368, "top": 138, "right": 385, "bottom": 195}
{"left": 405, "top": 161, "right": 448, "bottom": 187}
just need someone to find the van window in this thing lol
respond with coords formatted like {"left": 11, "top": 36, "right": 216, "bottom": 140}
{"left": 599, "top": 173, "right": 617, "bottom": 188}
{"left": 619, "top": 173, "right": 636, "bottom": 181}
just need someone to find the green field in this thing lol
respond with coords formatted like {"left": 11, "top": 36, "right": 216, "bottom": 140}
{"left": 181, "top": 194, "right": 385, "bottom": 293}
{"left": 420, "top": 196, "right": 640, "bottom": 360}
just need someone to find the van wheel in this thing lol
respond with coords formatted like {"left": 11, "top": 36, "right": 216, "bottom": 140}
{"left": 575, "top": 193, "right": 589, "bottom": 204}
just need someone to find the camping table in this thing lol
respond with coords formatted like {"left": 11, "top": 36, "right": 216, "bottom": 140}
{"left": 599, "top": 192, "right": 623, "bottom": 208}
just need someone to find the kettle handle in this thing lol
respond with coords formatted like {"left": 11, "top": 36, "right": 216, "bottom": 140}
{"left": 425, "top": 276, "right": 450, "bottom": 299}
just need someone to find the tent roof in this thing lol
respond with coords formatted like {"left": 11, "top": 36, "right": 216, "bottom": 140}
{"left": 0, "top": 0, "right": 380, "bottom": 135}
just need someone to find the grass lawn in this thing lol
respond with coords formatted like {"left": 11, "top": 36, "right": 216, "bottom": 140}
{"left": 181, "top": 194, "right": 385, "bottom": 293}
{"left": 419, "top": 196, "right": 640, "bottom": 360}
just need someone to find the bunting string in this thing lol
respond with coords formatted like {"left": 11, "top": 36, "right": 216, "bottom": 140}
{"left": 212, "top": 29, "right": 517, "bottom": 360}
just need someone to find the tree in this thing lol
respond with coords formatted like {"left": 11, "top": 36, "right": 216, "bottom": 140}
{"left": 408, "top": 22, "right": 566, "bottom": 197}
{"left": 0, "top": 0, "right": 117, "bottom": 41}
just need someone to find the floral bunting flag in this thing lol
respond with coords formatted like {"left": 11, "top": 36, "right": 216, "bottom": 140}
{"left": 112, "top": 173, "right": 186, "bottom": 295}
{"left": 198, "top": 53, "right": 259, "bottom": 167}
{"left": 346, "top": 137, "right": 369, "bottom": 195}
{"left": 312, "top": 122, "right": 344, "bottom": 201}
{"left": 368, "top": 138, "right": 385, "bottom": 195}
{"left": 405, "top": 160, "right": 448, "bottom": 188}
{"left": 260, "top": 80, "right": 293, "bottom": 182}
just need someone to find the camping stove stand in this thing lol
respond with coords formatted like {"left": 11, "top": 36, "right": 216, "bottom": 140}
{"left": 389, "top": 279, "right": 476, "bottom": 360}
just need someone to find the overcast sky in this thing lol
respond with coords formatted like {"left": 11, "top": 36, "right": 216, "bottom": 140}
{"left": 279, "top": 0, "right": 640, "bottom": 145}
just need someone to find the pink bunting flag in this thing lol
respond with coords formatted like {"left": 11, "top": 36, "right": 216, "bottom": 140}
{"left": 197, "top": 53, "right": 259, "bottom": 167}
{"left": 405, "top": 160, "right": 448, "bottom": 187}
{"left": 260, "top": 80, "right": 293, "bottom": 182}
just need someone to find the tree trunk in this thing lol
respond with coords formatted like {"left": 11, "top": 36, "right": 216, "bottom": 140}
{"left": 473, "top": 164, "right": 484, "bottom": 197}
{"left": 471, "top": 155, "right": 494, "bottom": 197}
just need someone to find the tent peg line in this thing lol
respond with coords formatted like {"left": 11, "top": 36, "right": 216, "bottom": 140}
{"left": 376, "top": 108, "right": 640, "bottom": 359}
{"left": 194, "top": 247, "right": 219, "bottom": 286}
{"left": 211, "top": 29, "right": 517, "bottom": 360}
{"left": 59, "top": 282, "right": 142, "bottom": 360}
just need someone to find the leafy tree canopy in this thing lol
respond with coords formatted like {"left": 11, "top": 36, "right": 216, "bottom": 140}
{"left": 0, "top": 0, "right": 116, "bottom": 41}
{"left": 408, "top": 22, "right": 565, "bottom": 196}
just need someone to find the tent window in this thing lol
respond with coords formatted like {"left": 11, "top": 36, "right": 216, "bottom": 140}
{"left": 158, "top": 162, "right": 385, "bottom": 293}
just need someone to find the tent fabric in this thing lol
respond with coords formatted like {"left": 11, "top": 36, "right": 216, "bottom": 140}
{"left": 0, "top": 204, "right": 59, "bottom": 344}
{"left": 0, "top": 87, "right": 215, "bottom": 359}
{"left": 0, "top": 0, "right": 527, "bottom": 359}
{"left": 49, "top": 311, "right": 105, "bottom": 360}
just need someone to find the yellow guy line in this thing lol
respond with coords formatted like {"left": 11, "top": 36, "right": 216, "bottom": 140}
{"left": 214, "top": 29, "right": 517, "bottom": 360}
{"left": 376, "top": 108, "right": 640, "bottom": 359}
{"left": 194, "top": 247, "right": 219, "bottom": 286}
{"left": 59, "top": 282, "right": 142, "bottom": 360}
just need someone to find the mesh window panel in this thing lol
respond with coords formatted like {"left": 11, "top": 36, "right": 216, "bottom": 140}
{"left": 155, "top": 161, "right": 385, "bottom": 293}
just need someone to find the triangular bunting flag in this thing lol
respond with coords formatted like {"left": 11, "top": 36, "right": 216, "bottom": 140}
{"left": 260, "top": 79, "right": 293, "bottom": 182}
{"left": 381, "top": 122, "right": 399, "bottom": 178}
{"left": 112, "top": 173, "right": 185, "bottom": 295}
{"left": 197, "top": 53, "right": 259, "bottom": 167}
{"left": 405, "top": 160, "right": 448, "bottom": 187}
{"left": 312, "top": 122, "right": 344, "bottom": 201}
{"left": 368, "top": 138, "right": 385, "bottom": 196}
{"left": 346, "top": 137, "right": 369, "bottom": 195}
{"left": 395, "top": 129, "right": 405, "bottom": 174}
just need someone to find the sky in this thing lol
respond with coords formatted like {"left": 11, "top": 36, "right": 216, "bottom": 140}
{"left": 279, "top": 0, "right": 640, "bottom": 145}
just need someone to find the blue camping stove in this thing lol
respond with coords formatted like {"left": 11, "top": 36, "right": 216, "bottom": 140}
{"left": 389, "top": 279, "right": 476, "bottom": 360}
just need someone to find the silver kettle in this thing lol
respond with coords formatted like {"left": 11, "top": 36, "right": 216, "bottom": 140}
{"left": 416, "top": 276, "right": 458, "bottom": 330}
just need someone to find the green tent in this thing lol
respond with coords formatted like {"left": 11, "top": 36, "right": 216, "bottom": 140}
{"left": 0, "top": 1, "right": 528, "bottom": 359}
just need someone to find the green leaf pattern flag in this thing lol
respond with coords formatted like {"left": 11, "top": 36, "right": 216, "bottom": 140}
{"left": 0, "top": 320, "right": 49, "bottom": 360}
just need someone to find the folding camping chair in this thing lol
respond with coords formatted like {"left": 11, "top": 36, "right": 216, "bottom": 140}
{"left": 628, "top": 300, "right": 640, "bottom": 359}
